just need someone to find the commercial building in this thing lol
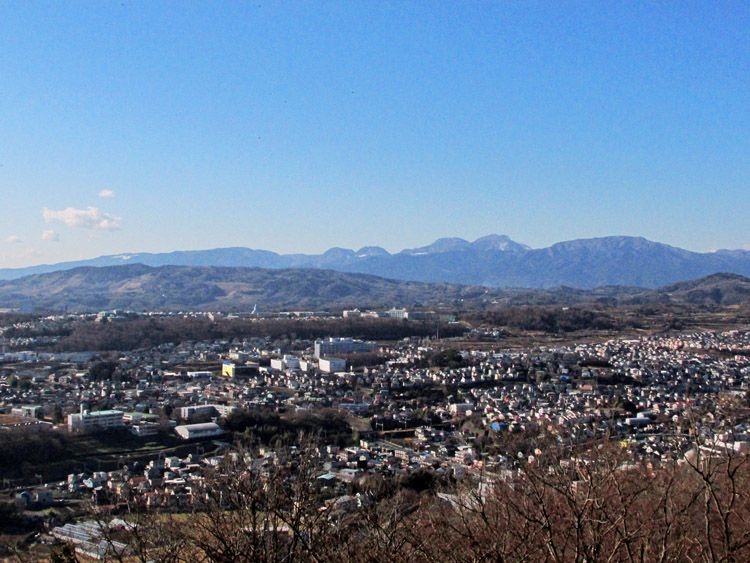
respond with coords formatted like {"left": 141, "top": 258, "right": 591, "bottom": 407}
{"left": 221, "top": 362, "right": 259, "bottom": 378}
{"left": 314, "top": 338, "right": 376, "bottom": 359}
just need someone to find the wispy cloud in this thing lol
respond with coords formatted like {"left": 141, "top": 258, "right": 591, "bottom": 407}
{"left": 42, "top": 206, "right": 122, "bottom": 231}
{"left": 98, "top": 189, "right": 115, "bottom": 198}
{"left": 41, "top": 229, "right": 60, "bottom": 242}
{"left": 3, "top": 235, "right": 22, "bottom": 244}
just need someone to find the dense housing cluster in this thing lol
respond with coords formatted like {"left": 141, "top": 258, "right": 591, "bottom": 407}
{"left": 1, "top": 311, "right": 749, "bottom": 559}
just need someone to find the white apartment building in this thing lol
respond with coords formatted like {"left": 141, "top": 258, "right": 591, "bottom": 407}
{"left": 319, "top": 357, "right": 347, "bottom": 373}
{"left": 67, "top": 409, "right": 125, "bottom": 433}
{"left": 179, "top": 404, "right": 238, "bottom": 421}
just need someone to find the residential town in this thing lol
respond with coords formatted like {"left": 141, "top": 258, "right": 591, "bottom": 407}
{"left": 1, "top": 309, "right": 749, "bottom": 558}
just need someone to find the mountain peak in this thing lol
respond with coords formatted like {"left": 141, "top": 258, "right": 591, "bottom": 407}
{"left": 318, "top": 247, "right": 357, "bottom": 264}
{"left": 400, "top": 234, "right": 529, "bottom": 255}
{"left": 400, "top": 237, "right": 471, "bottom": 256}
{"left": 548, "top": 236, "right": 687, "bottom": 254}
{"left": 471, "top": 234, "right": 530, "bottom": 252}
{"left": 356, "top": 246, "right": 390, "bottom": 258}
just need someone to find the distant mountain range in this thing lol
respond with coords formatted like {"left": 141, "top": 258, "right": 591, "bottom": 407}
{"left": 1, "top": 235, "right": 749, "bottom": 289}
{"left": 0, "top": 265, "right": 748, "bottom": 313}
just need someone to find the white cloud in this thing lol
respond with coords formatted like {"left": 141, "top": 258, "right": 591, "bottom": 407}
{"left": 42, "top": 206, "right": 122, "bottom": 231}
{"left": 41, "top": 229, "right": 60, "bottom": 242}
{"left": 4, "top": 235, "right": 22, "bottom": 244}
{"left": 98, "top": 189, "right": 115, "bottom": 198}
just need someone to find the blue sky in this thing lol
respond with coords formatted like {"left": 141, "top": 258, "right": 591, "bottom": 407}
{"left": 0, "top": 1, "right": 748, "bottom": 267}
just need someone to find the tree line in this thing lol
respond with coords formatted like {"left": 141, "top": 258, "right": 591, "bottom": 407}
{"left": 467, "top": 306, "right": 629, "bottom": 333}
{"left": 49, "top": 317, "right": 467, "bottom": 352}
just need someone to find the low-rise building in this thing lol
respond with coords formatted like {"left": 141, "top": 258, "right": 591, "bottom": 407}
{"left": 175, "top": 422, "right": 224, "bottom": 440}
{"left": 68, "top": 409, "right": 125, "bottom": 433}
{"left": 11, "top": 404, "right": 43, "bottom": 418}
{"left": 319, "top": 358, "right": 347, "bottom": 373}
